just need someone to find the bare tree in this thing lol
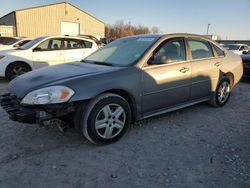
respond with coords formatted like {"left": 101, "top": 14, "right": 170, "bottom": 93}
{"left": 105, "top": 21, "right": 160, "bottom": 41}
{"left": 151, "top": 26, "right": 160, "bottom": 34}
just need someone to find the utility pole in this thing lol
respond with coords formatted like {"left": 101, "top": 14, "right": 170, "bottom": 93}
{"left": 206, "top": 24, "right": 211, "bottom": 35}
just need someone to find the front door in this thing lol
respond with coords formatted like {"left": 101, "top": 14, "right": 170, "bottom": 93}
{"left": 141, "top": 38, "right": 191, "bottom": 115}
{"left": 32, "top": 38, "right": 64, "bottom": 68}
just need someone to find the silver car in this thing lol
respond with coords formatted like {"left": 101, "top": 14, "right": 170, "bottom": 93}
{"left": 0, "top": 34, "right": 243, "bottom": 144}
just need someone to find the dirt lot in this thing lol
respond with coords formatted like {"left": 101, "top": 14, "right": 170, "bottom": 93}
{"left": 0, "top": 78, "right": 249, "bottom": 188}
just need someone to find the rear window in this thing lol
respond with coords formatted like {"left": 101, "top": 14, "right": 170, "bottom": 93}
{"left": 188, "top": 40, "right": 213, "bottom": 60}
{"left": 212, "top": 44, "right": 225, "bottom": 57}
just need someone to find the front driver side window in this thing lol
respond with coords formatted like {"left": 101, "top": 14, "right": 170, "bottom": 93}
{"left": 150, "top": 39, "right": 186, "bottom": 65}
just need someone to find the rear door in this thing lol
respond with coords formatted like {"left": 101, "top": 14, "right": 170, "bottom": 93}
{"left": 187, "top": 38, "right": 222, "bottom": 100}
{"left": 63, "top": 38, "right": 96, "bottom": 63}
{"left": 32, "top": 38, "right": 64, "bottom": 68}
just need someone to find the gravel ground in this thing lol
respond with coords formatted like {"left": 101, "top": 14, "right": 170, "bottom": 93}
{"left": 0, "top": 78, "right": 249, "bottom": 188}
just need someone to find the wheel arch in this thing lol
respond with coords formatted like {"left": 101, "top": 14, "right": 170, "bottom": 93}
{"left": 100, "top": 89, "right": 137, "bottom": 122}
{"left": 223, "top": 72, "right": 234, "bottom": 89}
{"left": 5, "top": 61, "right": 32, "bottom": 76}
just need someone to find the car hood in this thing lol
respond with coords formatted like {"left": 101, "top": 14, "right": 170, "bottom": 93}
{"left": 0, "top": 48, "right": 24, "bottom": 55}
{"left": 8, "top": 62, "right": 124, "bottom": 98}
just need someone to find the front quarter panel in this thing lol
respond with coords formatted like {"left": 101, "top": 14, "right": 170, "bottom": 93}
{"left": 48, "top": 67, "right": 142, "bottom": 116}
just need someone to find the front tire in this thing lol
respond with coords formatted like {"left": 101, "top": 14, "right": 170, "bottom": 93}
{"left": 209, "top": 77, "right": 231, "bottom": 107}
{"left": 75, "top": 93, "right": 131, "bottom": 144}
{"left": 6, "top": 62, "right": 31, "bottom": 80}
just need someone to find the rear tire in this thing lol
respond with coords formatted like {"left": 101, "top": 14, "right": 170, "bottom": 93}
{"left": 208, "top": 77, "right": 231, "bottom": 107}
{"left": 75, "top": 93, "right": 131, "bottom": 145}
{"left": 6, "top": 62, "right": 31, "bottom": 80}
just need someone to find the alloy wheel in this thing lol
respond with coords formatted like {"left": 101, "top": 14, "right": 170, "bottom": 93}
{"left": 95, "top": 104, "right": 126, "bottom": 139}
{"left": 218, "top": 81, "right": 230, "bottom": 103}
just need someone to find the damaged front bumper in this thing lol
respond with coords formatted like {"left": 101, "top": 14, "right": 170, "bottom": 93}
{"left": 0, "top": 93, "right": 77, "bottom": 124}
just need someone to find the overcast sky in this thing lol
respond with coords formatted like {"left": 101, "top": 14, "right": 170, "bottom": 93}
{"left": 0, "top": 0, "right": 250, "bottom": 40}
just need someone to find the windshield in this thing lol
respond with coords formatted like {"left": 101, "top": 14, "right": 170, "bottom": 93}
{"left": 20, "top": 37, "right": 47, "bottom": 50}
{"left": 0, "top": 37, "right": 19, "bottom": 45}
{"left": 223, "top": 44, "right": 240, "bottom": 50}
{"left": 84, "top": 36, "right": 159, "bottom": 66}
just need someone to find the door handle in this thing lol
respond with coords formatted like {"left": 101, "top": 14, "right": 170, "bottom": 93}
{"left": 180, "top": 67, "right": 190, "bottom": 73}
{"left": 214, "top": 62, "right": 221, "bottom": 67}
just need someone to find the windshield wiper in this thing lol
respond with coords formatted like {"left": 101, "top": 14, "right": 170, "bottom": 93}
{"left": 81, "top": 60, "right": 114, "bottom": 66}
{"left": 91, "top": 61, "right": 114, "bottom": 66}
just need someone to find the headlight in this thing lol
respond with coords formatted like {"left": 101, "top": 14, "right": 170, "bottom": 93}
{"left": 21, "top": 86, "right": 75, "bottom": 105}
{"left": 0, "top": 56, "right": 5, "bottom": 60}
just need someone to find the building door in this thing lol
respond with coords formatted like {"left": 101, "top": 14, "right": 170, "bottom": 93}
{"left": 61, "top": 22, "right": 80, "bottom": 36}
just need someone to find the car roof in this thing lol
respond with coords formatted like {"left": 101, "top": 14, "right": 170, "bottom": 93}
{"left": 124, "top": 33, "right": 216, "bottom": 42}
{"left": 43, "top": 35, "right": 96, "bottom": 43}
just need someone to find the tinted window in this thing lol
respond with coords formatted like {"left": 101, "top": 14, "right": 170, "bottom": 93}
{"left": 15, "top": 40, "right": 31, "bottom": 47}
{"left": 188, "top": 40, "right": 213, "bottom": 59}
{"left": 0, "top": 37, "right": 18, "bottom": 45}
{"left": 64, "top": 39, "right": 93, "bottom": 49}
{"left": 36, "top": 39, "right": 62, "bottom": 51}
{"left": 152, "top": 39, "right": 186, "bottom": 64}
{"left": 212, "top": 44, "right": 225, "bottom": 57}
{"left": 83, "top": 40, "right": 93, "bottom": 48}
{"left": 223, "top": 44, "right": 240, "bottom": 50}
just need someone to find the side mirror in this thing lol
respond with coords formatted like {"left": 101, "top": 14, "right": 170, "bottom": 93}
{"left": 33, "top": 47, "right": 42, "bottom": 52}
{"left": 148, "top": 55, "right": 168, "bottom": 65}
{"left": 13, "top": 44, "right": 20, "bottom": 48}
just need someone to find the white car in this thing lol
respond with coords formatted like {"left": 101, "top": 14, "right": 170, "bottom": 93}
{"left": 0, "top": 38, "right": 32, "bottom": 51}
{"left": 223, "top": 44, "right": 250, "bottom": 55}
{"left": 0, "top": 36, "right": 98, "bottom": 79}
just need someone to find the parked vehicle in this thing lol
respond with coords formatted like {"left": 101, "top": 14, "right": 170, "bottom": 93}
{"left": 0, "top": 36, "right": 98, "bottom": 79}
{"left": 0, "top": 38, "right": 32, "bottom": 50}
{"left": 223, "top": 44, "right": 250, "bottom": 55}
{"left": 0, "top": 34, "right": 243, "bottom": 144}
{"left": 241, "top": 51, "right": 250, "bottom": 77}
{"left": 0, "top": 37, "right": 20, "bottom": 45}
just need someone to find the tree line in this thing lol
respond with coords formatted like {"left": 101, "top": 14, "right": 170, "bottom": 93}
{"left": 105, "top": 21, "right": 160, "bottom": 41}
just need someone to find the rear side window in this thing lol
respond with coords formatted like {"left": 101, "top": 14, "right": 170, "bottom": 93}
{"left": 188, "top": 40, "right": 213, "bottom": 60}
{"left": 83, "top": 40, "right": 93, "bottom": 48}
{"left": 64, "top": 39, "right": 93, "bottom": 49}
{"left": 212, "top": 44, "right": 225, "bottom": 57}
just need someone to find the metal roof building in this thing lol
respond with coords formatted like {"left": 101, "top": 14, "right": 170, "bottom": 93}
{"left": 0, "top": 2, "right": 105, "bottom": 38}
